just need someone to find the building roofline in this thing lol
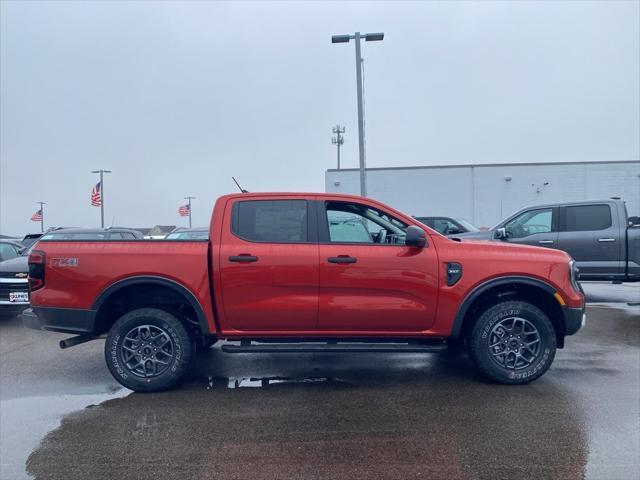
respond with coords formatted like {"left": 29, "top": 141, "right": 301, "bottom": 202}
{"left": 326, "top": 159, "right": 640, "bottom": 173}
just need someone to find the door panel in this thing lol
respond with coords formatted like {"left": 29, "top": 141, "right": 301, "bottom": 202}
{"left": 218, "top": 198, "right": 319, "bottom": 332}
{"left": 318, "top": 244, "right": 438, "bottom": 331}
{"left": 557, "top": 204, "right": 621, "bottom": 277}
{"left": 318, "top": 200, "right": 438, "bottom": 332}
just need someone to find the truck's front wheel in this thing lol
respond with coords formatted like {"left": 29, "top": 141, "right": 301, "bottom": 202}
{"left": 468, "top": 301, "right": 556, "bottom": 384}
{"left": 105, "top": 308, "right": 193, "bottom": 392}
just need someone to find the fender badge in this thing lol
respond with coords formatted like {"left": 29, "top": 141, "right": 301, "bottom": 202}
{"left": 50, "top": 257, "right": 79, "bottom": 267}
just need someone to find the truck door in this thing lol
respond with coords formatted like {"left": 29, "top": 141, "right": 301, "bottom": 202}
{"left": 219, "top": 197, "right": 319, "bottom": 332}
{"left": 557, "top": 203, "right": 622, "bottom": 278}
{"left": 502, "top": 207, "right": 559, "bottom": 248}
{"left": 317, "top": 200, "right": 439, "bottom": 332}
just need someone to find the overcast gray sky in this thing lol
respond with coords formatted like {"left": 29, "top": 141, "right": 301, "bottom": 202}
{"left": 1, "top": 0, "right": 638, "bottom": 236}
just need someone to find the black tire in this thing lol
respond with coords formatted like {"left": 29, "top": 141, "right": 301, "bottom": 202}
{"left": 105, "top": 308, "right": 193, "bottom": 392}
{"left": 468, "top": 300, "right": 556, "bottom": 384}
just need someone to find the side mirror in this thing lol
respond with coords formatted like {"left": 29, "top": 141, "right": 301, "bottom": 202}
{"left": 494, "top": 227, "right": 507, "bottom": 240}
{"left": 405, "top": 226, "right": 427, "bottom": 248}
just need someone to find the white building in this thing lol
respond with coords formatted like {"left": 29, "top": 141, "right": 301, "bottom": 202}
{"left": 325, "top": 160, "right": 640, "bottom": 229}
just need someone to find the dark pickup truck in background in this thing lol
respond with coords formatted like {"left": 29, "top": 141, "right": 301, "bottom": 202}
{"left": 453, "top": 199, "right": 640, "bottom": 282}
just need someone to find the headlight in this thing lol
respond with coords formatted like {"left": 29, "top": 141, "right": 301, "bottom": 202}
{"left": 569, "top": 259, "right": 581, "bottom": 292}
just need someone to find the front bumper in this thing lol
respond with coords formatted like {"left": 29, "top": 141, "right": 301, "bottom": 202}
{"left": 21, "top": 307, "right": 96, "bottom": 334}
{"left": 562, "top": 305, "right": 586, "bottom": 336}
{"left": 0, "top": 277, "right": 29, "bottom": 308}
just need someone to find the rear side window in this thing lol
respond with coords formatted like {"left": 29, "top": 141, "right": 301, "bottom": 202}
{"left": 232, "top": 200, "right": 308, "bottom": 243}
{"left": 565, "top": 205, "right": 612, "bottom": 231}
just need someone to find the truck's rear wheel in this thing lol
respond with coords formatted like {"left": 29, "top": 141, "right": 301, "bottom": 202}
{"left": 105, "top": 308, "right": 193, "bottom": 392}
{"left": 468, "top": 300, "right": 556, "bottom": 384}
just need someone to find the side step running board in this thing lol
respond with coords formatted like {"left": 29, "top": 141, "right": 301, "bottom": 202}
{"left": 221, "top": 341, "right": 448, "bottom": 354}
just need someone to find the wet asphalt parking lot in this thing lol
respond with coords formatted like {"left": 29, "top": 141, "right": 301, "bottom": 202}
{"left": 1, "top": 282, "right": 638, "bottom": 480}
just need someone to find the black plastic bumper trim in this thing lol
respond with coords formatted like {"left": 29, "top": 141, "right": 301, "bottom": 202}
{"left": 562, "top": 305, "right": 585, "bottom": 336}
{"left": 22, "top": 306, "right": 96, "bottom": 334}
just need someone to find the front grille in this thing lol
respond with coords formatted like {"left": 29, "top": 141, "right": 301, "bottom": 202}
{"left": 0, "top": 282, "right": 29, "bottom": 302}
{"left": 0, "top": 272, "right": 28, "bottom": 279}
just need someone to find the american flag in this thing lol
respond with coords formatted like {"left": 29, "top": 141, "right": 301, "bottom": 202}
{"left": 178, "top": 204, "right": 190, "bottom": 217}
{"left": 31, "top": 209, "right": 43, "bottom": 222}
{"left": 91, "top": 182, "right": 102, "bottom": 206}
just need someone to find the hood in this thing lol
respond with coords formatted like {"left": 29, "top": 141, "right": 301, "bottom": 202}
{"left": 448, "top": 230, "right": 495, "bottom": 240}
{"left": 0, "top": 255, "right": 28, "bottom": 274}
{"left": 439, "top": 236, "right": 572, "bottom": 264}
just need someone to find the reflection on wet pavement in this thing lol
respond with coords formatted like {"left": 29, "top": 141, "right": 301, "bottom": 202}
{"left": 0, "top": 304, "right": 638, "bottom": 479}
{"left": 223, "top": 376, "right": 340, "bottom": 389}
{"left": 0, "top": 389, "right": 129, "bottom": 480}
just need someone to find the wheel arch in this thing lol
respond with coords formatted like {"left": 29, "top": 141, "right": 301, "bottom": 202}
{"left": 92, "top": 275, "right": 211, "bottom": 337}
{"left": 451, "top": 276, "right": 567, "bottom": 347}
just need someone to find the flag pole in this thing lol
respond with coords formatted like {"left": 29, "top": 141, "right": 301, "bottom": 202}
{"left": 92, "top": 169, "right": 111, "bottom": 228}
{"left": 185, "top": 196, "right": 195, "bottom": 229}
{"left": 100, "top": 170, "right": 104, "bottom": 228}
{"left": 37, "top": 201, "right": 45, "bottom": 233}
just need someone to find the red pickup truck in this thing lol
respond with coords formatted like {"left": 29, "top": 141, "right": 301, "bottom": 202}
{"left": 23, "top": 193, "right": 585, "bottom": 391}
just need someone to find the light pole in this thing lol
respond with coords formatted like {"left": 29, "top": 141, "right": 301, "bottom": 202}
{"left": 332, "top": 125, "right": 345, "bottom": 169}
{"left": 332, "top": 31, "right": 384, "bottom": 196}
{"left": 36, "top": 201, "right": 45, "bottom": 233}
{"left": 91, "top": 169, "right": 111, "bottom": 228}
{"left": 185, "top": 196, "right": 195, "bottom": 228}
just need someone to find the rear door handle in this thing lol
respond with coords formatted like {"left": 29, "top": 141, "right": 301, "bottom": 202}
{"left": 598, "top": 238, "right": 616, "bottom": 243}
{"left": 229, "top": 255, "right": 258, "bottom": 262}
{"left": 328, "top": 256, "right": 357, "bottom": 264}
{"left": 538, "top": 240, "right": 554, "bottom": 244}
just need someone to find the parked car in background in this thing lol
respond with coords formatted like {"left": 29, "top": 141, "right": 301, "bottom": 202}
{"left": 452, "top": 199, "right": 640, "bottom": 282}
{"left": 414, "top": 216, "right": 479, "bottom": 235}
{"left": 24, "top": 192, "right": 584, "bottom": 391}
{"left": 40, "top": 227, "right": 144, "bottom": 241}
{"left": 0, "top": 241, "right": 32, "bottom": 317}
{"left": 164, "top": 227, "right": 209, "bottom": 240}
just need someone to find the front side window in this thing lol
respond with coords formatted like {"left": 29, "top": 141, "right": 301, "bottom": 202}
{"left": 232, "top": 200, "right": 308, "bottom": 243}
{"left": 565, "top": 205, "right": 612, "bottom": 231}
{"left": 505, "top": 208, "right": 553, "bottom": 239}
{"left": 325, "top": 202, "right": 408, "bottom": 244}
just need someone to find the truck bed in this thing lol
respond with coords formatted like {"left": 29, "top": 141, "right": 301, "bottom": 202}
{"left": 29, "top": 240, "right": 216, "bottom": 332}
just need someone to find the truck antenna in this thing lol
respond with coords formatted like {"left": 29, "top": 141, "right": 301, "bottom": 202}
{"left": 232, "top": 177, "right": 248, "bottom": 193}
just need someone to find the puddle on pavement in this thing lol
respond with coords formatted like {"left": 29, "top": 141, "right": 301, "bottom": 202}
{"left": 0, "top": 388, "right": 130, "bottom": 480}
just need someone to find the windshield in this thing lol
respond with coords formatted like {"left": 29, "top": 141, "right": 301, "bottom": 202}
{"left": 41, "top": 232, "right": 106, "bottom": 240}
{"left": 165, "top": 230, "right": 208, "bottom": 240}
{"left": 455, "top": 218, "right": 479, "bottom": 232}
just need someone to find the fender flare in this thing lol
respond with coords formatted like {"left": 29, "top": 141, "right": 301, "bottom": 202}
{"left": 92, "top": 275, "right": 211, "bottom": 335}
{"left": 450, "top": 275, "right": 558, "bottom": 338}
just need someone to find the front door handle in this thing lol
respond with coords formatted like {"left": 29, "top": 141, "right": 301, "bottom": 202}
{"left": 538, "top": 240, "right": 554, "bottom": 244}
{"left": 328, "top": 256, "right": 357, "bottom": 264}
{"left": 229, "top": 254, "right": 258, "bottom": 263}
{"left": 598, "top": 238, "right": 616, "bottom": 243}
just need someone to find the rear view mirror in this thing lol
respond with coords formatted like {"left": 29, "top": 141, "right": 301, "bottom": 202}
{"left": 405, "top": 226, "right": 427, "bottom": 248}
{"left": 494, "top": 227, "right": 507, "bottom": 240}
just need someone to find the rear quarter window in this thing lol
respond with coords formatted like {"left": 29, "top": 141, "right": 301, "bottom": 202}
{"left": 232, "top": 200, "right": 308, "bottom": 243}
{"left": 565, "top": 205, "right": 612, "bottom": 231}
